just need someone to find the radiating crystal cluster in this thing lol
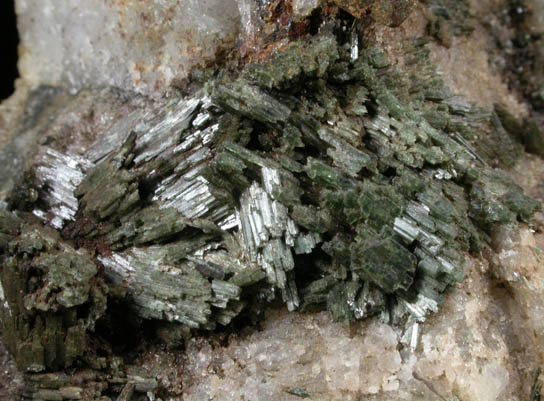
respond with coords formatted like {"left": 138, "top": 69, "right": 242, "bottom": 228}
{"left": 0, "top": 28, "right": 540, "bottom": 383}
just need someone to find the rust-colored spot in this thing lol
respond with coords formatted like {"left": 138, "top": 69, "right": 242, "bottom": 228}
{"left": 95, "top": 238, "right": 112, "bottom": 258}
{"left": 329, "top": 0, "right": 414, "bottom": 27}
{"left": 330, "top": 0, "right": 374, "bottom": 19}
{"left": 289, "top": 20, "right": 310, "bottom": 40}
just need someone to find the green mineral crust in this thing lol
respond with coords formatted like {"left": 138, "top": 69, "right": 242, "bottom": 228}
{"left": 0, "top": 212, "right": 107, "bottom": 373}
{"left": 0, "top": 10, "right": 542, "bottom": 398}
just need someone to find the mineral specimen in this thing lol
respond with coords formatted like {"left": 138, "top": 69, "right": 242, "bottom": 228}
{"left": 1, "top": 1, "right": 544, "bottom": 399}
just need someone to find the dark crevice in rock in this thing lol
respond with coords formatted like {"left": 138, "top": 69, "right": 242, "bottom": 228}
{"left": 0, "top": 0, "right": 19, "bottom": 101}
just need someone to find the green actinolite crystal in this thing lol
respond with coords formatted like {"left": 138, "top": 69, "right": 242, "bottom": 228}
{"left": 0, "top": 18, "right": 540, "bottom": 385}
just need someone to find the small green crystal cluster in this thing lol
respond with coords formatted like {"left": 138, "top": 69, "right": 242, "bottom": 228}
{"left": 208, "top": 34, "right": 539, "bottom": 325}
{"left": 0, "top": 212, "right": 107, "bottom": 373}
{"left": 0, "top": 27, "right": 540, "bottom": 387}
{"left": 423, "top": 0, "right": 474, "bottom": 47}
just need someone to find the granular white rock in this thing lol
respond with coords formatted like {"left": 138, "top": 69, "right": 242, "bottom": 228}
{"left": 16, "top": 0, "right": 241, "bottom": 96}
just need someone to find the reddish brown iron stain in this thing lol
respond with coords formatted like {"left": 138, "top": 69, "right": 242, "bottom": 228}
{"left": 289, "top": 20, "right": 311, "bottom": 40}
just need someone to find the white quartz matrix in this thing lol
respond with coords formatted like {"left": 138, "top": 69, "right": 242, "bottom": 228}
{"left": 16, "top": 0, "right": 242, "bottom": 96}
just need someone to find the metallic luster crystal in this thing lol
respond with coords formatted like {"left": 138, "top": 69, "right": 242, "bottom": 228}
{"left": 33, "top": 148, "right": 94, "bottom": 228}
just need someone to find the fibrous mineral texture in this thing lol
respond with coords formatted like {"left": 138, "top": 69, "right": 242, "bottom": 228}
{"left": 2, "top": 0, "right": 544, "bottom": 400}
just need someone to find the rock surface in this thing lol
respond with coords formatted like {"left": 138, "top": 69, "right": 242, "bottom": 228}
{"left": 16, "top": 0, "right": 241, "bottom": 96}
{"left": 1, "top": 0, "right": 544, "bottom": 400}
{"left": 135, "top": 220, "right": 544, "bottom": 400}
